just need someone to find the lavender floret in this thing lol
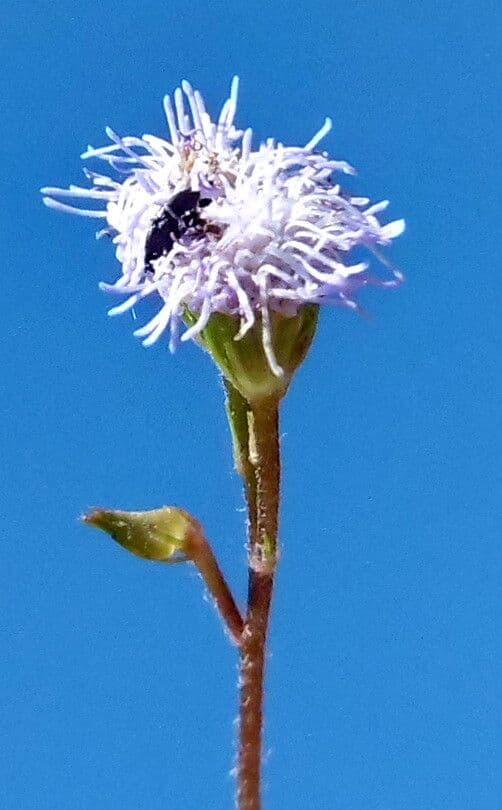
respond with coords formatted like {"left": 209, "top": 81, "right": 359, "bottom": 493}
{"left": 42, "top": 77, "right": 404, "bottom": 375}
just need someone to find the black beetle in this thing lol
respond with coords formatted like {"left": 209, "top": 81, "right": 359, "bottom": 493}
{"left": 144, "top": 190, "right": 211, "bottom": 270}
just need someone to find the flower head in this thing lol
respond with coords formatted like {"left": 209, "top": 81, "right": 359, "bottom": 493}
{"left": 42, "top": 77, "right": 404, "bottom": 379}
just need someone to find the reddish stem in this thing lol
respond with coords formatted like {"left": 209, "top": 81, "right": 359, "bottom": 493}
{"left": 237, "top": 397, "right": 280, "bottom": 810}
{"left": 187, "top": 530, "right": 244, "bottom": 646}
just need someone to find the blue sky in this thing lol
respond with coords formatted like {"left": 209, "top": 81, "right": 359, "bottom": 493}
{"left": 1, "top": 1, "right": 500, "bottom": 808}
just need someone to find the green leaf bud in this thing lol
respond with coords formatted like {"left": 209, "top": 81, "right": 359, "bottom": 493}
{"left": 83, "top": 506, "right": 201, "bottom": 562}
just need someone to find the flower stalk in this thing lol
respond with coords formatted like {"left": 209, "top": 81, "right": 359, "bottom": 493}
{"left": 234, "top": 395, "right": 281, "bottom": 810}
{"left": 184, "top": 526, "right": 244, "bottom": 646}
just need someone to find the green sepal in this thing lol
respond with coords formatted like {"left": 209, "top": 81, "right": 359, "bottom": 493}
{"left": 83, "top": 506, "right": 200, "bottom": 562}
{"left": 186, "top": 304, "right": 319, "bottom": 404}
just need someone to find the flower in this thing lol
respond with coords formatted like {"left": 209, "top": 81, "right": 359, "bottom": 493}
{"left": 42, "top": 77, "right": 404, "bottom": 377}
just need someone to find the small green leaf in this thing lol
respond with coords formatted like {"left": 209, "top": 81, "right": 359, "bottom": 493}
{"left": 83, "top": 506, "right": 201, "bottom": 562}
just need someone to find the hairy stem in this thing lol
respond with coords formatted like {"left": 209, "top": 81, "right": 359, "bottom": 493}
{"left": 237, "top": 396, "right": 280, "bottom": 810}
{"left": 186, "top": 530, "right": 244, "bottom": 646}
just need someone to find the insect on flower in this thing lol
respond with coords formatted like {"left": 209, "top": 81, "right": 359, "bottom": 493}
{"left": 41, "top": 77, "right": 404, "bottom": 375}
{"left": 144, "top": 190, "right": 211, "bottom": 272}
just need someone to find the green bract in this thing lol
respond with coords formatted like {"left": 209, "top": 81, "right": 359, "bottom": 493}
{"left": 187, "top": 305, "right": 319, "bottom": 404}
